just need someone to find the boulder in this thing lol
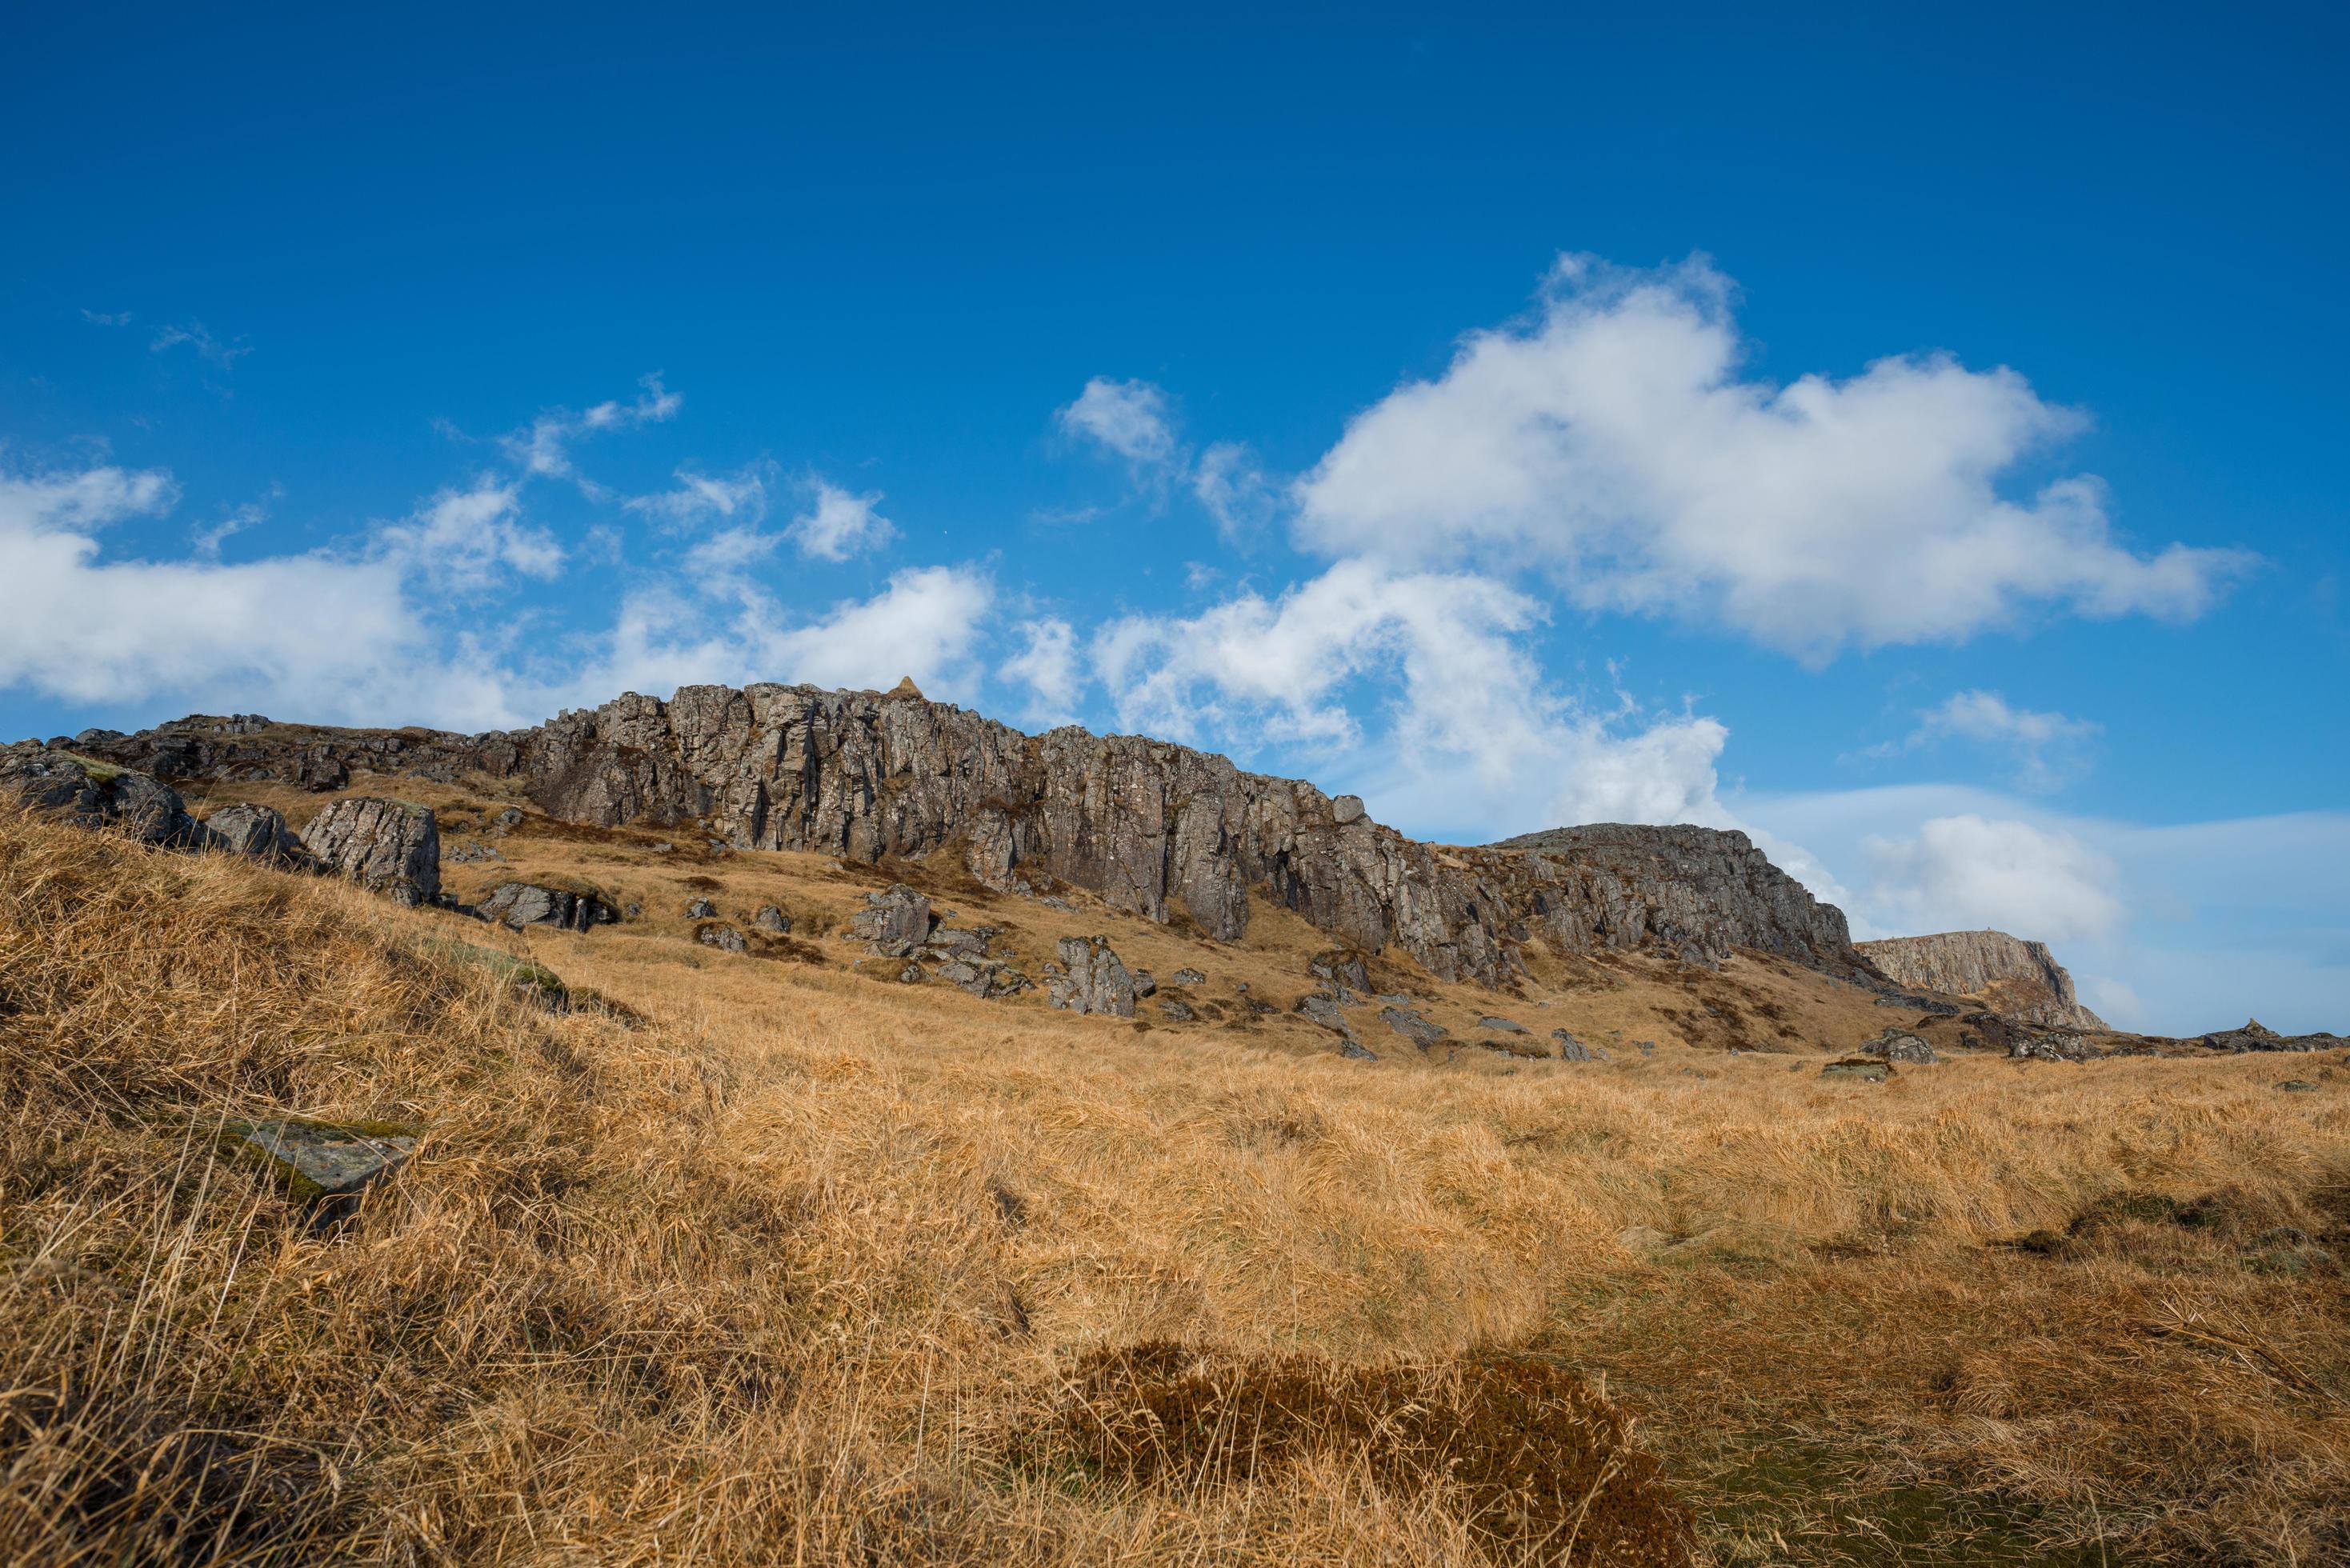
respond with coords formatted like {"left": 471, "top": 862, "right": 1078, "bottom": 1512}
{"left": 1551, "top": 1030, "right": 1602, "bottom": 1062}
{"left": 300, "top": 798, "right": 440, "bottom": 906}
{"left": 1477, "top": 1015, "right": 1526, "bottom": 1034}
{"left": 684, "top": 896, "right": 716, "bottom": 918}
{"left": 1, "top": 745, "right": 205, "bottom": 846}
{"left": 850, "top": 883, "right": 934, "bottom": 957}
{"left": 1171, "top": 967, "right": 1206, "bottom": 986}
{"left": 754, "top": 904, "right": 791, "bottom": 933}
{"left": 218, "top": 1117, "right": 416, "bottom": 1203}
{"left": 1160, "top": 998, "right": 1195, "bottom": 1022}
{"left": 478, "top": 882, "right": 619, "bottom": 933}
{"left": 1310, "top": 951, "right": 1372, "bottom": 993}
{"left": 202, "top": 802, "right": 305, "bottom": 864}
{"left": 1297, "top": 992, "right": 1353, "bottom": 1034}
{"left": 1860, "top": 1027, "right": 1938, "bottom": 1065}
{"left": 698, "top": 924, "right": 747, "bottom": 954}
{"left": 1379, "top": 1004, "right": 1449, "bottom": 1050}
{"left": 1046, "top": 936, "right": 1137, "bottom": 1017}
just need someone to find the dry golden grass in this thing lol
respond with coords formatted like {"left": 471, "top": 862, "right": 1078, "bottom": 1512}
{"left": 4, "top": 796, "right": 2348, "bottom": 1565}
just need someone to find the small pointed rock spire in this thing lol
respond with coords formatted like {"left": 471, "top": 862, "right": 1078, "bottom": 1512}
{"left": 887, "top": 675, "right": 924, "bottom": 701}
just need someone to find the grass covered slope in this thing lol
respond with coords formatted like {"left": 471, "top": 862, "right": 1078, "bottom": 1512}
{"left": 2, "top": 806, "right": 2347, "bottom": 1565}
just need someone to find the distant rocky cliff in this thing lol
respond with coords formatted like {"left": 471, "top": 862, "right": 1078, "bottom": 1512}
{"left": 54, "top": 685, "right": 1864, "bottom": 986}
{"left": 1856, "top": 930, "right": 2107, "bottom": 1030}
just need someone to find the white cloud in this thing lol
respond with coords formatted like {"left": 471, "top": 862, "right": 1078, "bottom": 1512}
{"left": 503, "top": 374, "right": 680, "bottom": 485}
{"left": 1191, "top": 441, "right": 1275, "bottom": 539}
{"left": 1893, "top": 688, "right": 2100, "bottom": 790}
{"left": 1091, "top": 558, "right": 1762, "bottom": 850}
{"left": 1294, "top": 254, "right": 2255, "bottom": 661}
{"left": 376, "top": 479, "right": 563, "bottom": 591}
{"left": 81, "top": 309, "right": 132, "bottom": 327}
{"left": 1057, "top": 377, "right": 1179, "bottom": 468}
{"left": 1000, "top": 617, "right": 1082, "bottom": 725}
{"left": 1860, "top": 813, "right": 2124, "bottom": 943}
{"left": 788, "top": 479, "right": 895, "bottom": 562}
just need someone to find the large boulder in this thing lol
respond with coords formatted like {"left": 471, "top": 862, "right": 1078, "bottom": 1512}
{"left": 302, "top": 798, "right": 440, "bottom": 906}
{"left": 2, "top": 744, "right": 203, "bottom": 846}
{"left": 850, "top": 883, "right": 934, "bottom": 957}
{"left": 1046, "top": 935, "right": 1138, "bottom": 1017}
{"left": 477, "top": 881, "right": 618, "bottom": 932}
{"left": 202, "top": 802, "right": 306, "bottom": 864}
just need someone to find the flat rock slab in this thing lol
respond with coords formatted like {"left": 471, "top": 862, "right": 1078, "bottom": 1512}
{"left": 221, "top": 1118, "right": 417, "bottom": 1200}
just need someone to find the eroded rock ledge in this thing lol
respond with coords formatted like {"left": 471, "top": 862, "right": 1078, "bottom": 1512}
{"left": 1856, "top": 929, "right": 2107, "bottom": 1030}
{"left": 59, "top": 687, "right": 1863, "bottom": 986}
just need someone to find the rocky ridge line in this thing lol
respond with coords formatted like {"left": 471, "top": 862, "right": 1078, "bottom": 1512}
{"left": 1856, "top": 929, "right": 2108, "bottom": 1030}
{"left": 48, "top": 686, "right": 1864, "bottom": 986}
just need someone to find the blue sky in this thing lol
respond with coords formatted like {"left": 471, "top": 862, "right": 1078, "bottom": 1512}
{"left": 4, "top": 4, "right": 2344, "bottom": 1033}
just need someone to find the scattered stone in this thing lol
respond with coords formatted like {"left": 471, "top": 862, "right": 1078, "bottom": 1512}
{"left": 490, "top": 806, "right": 523, "bottom": 834}
{"left": 754, "top": 904, "right": 791, "bottom": 934}
{"left": 446, "top": 842, "right": 504, "bottom": 863}
{"left": 218, "top": 1116, "right": 416, "bottom": 1203}
{"left": 624, "top": 902, "right": 642, "bottom": 918}
{"left": 850, "top": 883, "right": 934, "bottom": 957}
{"left": 1039, "top": 896, "right": 1076, "bottom": 913}
{"left": 301, "top": 798, "right": 440, "bottom": 906}
{"left": 2279, "top": 1080, "right": 2320, "bottom": 1094}
{"left": 1379, "top": 1004, "right": 1449, "bottom": 1049}
{"left": 1297, "top": 993, "right": 1353, "bottom": 1034}
{"left": 202, "top": 802, "right": 305, "bottom": 864}
{"left": 1132, "top": 970, "right": 1156, "bottom": 998}
{"left": 1171, "top": 968, "right": 1206, "bottom": 986}
{"left": 478, "top": 881, "right": 619, "bottom": 933}
{"left": 2008, "top": 1030, "right": 2094, "bottom": 1063}
{"left": 1046, "top": 936, "right": 1138, "bottom": 1017}
{"left": 1478, "top": 1015, "right": 1526, "bottom": 1034}
{"left": 1635, "top": 1040, "right": 1656, "bottom": 1055}
{"left": 698, "top": 924, "right": 747, "bottom": 954}
{"left": 1822, "top": 1058, "right": 1892, "bottom": 1083}
{"left": 1860, "top": 1027, "right": 1939, "bottom": 1065}
{"left": 684, "top": 896, "right": 717, "bottom": 918}
{"left": 1338, "top": 1038, "right": 1378, "bottom": 1061}
{"left": 1551, "top": 1030, "right": 1601, "bottom": 1062}
{"left": 1160, "top": 999, "right": 1195, "bottom": 1022}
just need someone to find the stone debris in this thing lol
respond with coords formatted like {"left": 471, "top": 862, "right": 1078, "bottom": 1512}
{"left": 698, "top": 924, "right": 748, "bottom": 954}
{"left": 446, "top": 842, "right": 504, "bottom": 863}
{"left": 301, "top": 798, "right": 440, "bottom": 906}
{"left": 1170, "top": 968, "right": 1206, "bottom": 986}
{"left": 1477, "top": 1015, "right": 1526, "bottom": 1034}
{"left": 1159, "top": 998, "right": 1195, "bottom": 1022}
{"left": 684, "top": 896, "right": 717, "bottom": 918}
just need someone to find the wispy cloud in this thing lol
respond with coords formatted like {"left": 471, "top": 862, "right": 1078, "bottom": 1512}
{"left": 81, "top": 309, "right": 133, "bottom": 327}
{"left": 502, "top": 374, "right": 681, "bottom": 491}
{"left": 1056, "top": 377, "right": 1276, "bottom": 541}
{"left": 788, "top": 478, "right": 895, "bottom": 562}
{"left": 150, "top": 321, "right": 252, "bottom": 370}
{"left": 1867, "top": 688, "right": 2101, "bottom": 790}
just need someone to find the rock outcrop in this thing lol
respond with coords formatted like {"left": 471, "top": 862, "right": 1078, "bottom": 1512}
{"left": 301, "top": 798, "right": 440, "bottom": 907}
{"left": 1856, "top": 930, "right": 2105, "bottom": 1030}
{"left": 61, "top": 687, "right": 1865, "bottom": 986}
{"left": 2197, "top": 1019, "right": 2347, "bottom": 1054}
{"left": 1047, "top": 936, "right": 1138, "bottom": 1017}
{"left": 2, "top": 745, "right": 205, "bottom": 846}
{"left": 476, "top": 881, "right": 619, "bottom": 932}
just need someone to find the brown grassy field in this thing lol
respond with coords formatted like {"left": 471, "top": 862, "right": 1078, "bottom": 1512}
{"left": 3, "top": 791, "right": 2347, "bottom": 1566}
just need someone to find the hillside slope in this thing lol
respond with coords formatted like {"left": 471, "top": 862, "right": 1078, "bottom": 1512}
{"left": 3, "top": 790, "right": 2348, "bottom": 1565}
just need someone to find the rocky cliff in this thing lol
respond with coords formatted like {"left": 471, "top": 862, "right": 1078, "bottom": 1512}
{"left": 1855, "top": 930, "right": 2107, "bottom": 1030}
{"left": 53, "top": 685, "right": 1865, "bottom": 986}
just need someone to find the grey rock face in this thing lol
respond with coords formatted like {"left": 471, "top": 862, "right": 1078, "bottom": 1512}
{"left": 754, "top": 903, "right": 791, "bottom": 933}
{"left": 1297, "top": 992, "right": 1354, "bottom": 1035}
{"left": 2, "top": 744, "right": 205, "bottom": 846}
{"left": 1046, "top": 935, "right": 1137, "bottom": 1017}
{"left": 1311, "top": 951, "right": 1372, "bottom": 992}
{"left": 850, "top": 883, "right": 934, "bottom": 957}
{"left": 1857, "top": 930, "right": 2107, "bottom": 1030}
{"left": 300, "top": 798, "right": 439, "bottom": 906}
{"left": 1861, "top": 1027, "right": 1939, "bottom": 1065}
{"left": 1338, "top": 1038, "right": 1378, "bottom": 1061}
{"left": 65, "top": 689, "right": 1864, "bottom": 986}
{"left": 478, "top": 882, "right": 618, "bottom": 932}
{"left": 446, "top": 842, "right": 503, "bottom": 863}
